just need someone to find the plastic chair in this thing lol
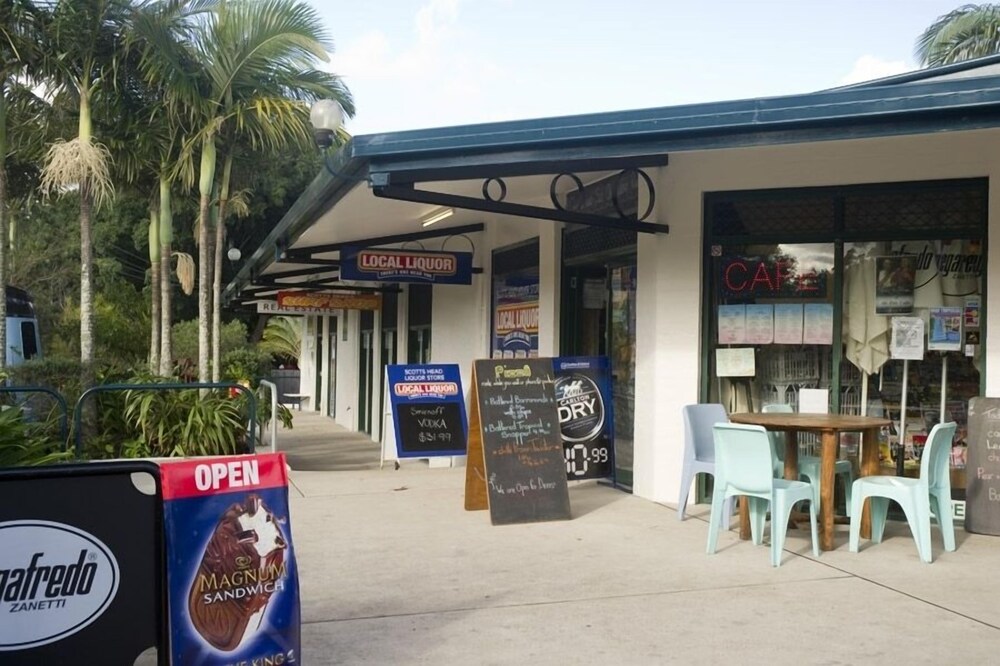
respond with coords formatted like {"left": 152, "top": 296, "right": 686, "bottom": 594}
{"left": 762, "top": 402, "right": 854, "bottom": 517}
{"left": 849, "top": 422, "right": 957, "bottom": 563}
{"left": 706, "top": 423, "right": 819, "bottom": 567}
{"left": 679, "top": 404, "right": 733, "bottom": 527}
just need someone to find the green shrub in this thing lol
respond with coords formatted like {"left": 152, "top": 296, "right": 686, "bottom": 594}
{"left": 172, "top": 319, "right": 249, "bottom": 365}
{"left": 122, "top": 384, "right": 247, "bottom": 457}
{"left": 222, "top": 347, "right": 272, "bottom": 384}
{"left": 0, "top": 406, "right": 71, "bottom": 467}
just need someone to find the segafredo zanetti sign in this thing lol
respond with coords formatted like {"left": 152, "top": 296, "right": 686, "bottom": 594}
{"left": 0, "top": 520, "right": 120, "bottom": 651}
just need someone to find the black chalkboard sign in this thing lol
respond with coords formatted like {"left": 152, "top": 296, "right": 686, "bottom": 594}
{"left": 473, "top": 358, "right": 571, "bottom": 525}
{"left": 966, "top": 397, "right": 1000, "bottom": 536}
{"left": 396, "top": 402, "right": 466, "bottom": 454}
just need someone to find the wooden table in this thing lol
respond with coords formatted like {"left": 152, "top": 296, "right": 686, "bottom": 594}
{"left": 729, "top": 412, "right": 892, "bottom": 551}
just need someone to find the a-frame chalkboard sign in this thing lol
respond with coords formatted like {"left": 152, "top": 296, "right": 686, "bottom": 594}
{"left": 464, "top": 358, "right": 571, "bottom": 525}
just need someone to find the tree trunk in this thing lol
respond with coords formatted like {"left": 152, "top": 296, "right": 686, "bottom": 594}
{"left": 197, "top": 136, "right": 217, "bottom": 383}
{"left": 159, "top": 175, "right": 174, "bottom": 376}
{"left": 212, "top": 153, "right": 233, "bottom": 382}
{"left": 149, "top": 206, "right": 161, "bottom": 373}
{"left": 80, "top": 180, "right": 94, "bottom": 370}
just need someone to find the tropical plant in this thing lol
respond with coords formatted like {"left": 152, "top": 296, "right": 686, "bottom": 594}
{"left": 917, "top": 4, "right": 1000, "bottom": 66}
{"left": 122, "top": 384, "right": 246, "bottom": 456}
{"left": 221, "top": 346, "right": 271, "bottom": 384}
{"left": 0, "top": 405, "right": 71, "bottom": 467}
{"left": 259, "top": 315, "right": 301, "bottom": 362}
{"left": 157, "top": 0, "right": 353, "bottom": 383}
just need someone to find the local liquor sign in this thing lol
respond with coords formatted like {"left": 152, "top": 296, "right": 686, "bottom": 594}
{"left": 340, "top": 247, "right": 473, "bottom": 285}
{"left": 160, "top": 453, "right": 300, "bottom": 666}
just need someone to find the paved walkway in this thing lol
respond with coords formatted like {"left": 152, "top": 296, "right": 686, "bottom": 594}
{"left": 276, "top": 411, "right": 1000, "bottom": 665}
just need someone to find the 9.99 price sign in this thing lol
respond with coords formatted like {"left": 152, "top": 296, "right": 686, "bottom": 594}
{"left": 554, "top": 357, "right": 614, "bottom": 480}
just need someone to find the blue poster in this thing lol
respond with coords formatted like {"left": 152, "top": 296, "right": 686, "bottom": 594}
{"left": 387, "top": 364, "right": 469, "bottom": 458}
{"left": 160, "top": 454, "right": 300, "bottom": 666}
{"left": 493, "top": 275, "right": 539, "bottom": 357}
{"left": 340, "top": 246, "right": 473, "bottom": 284}
{"left": 554, "top": 356, "right": 615, "bottom": 480}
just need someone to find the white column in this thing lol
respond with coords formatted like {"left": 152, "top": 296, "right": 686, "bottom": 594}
{"left": 320, "top": 314, "right": 331, "bottom": 416}
{"left": 371, "top": 306, "right": 383, "bottom": 443}
{"left": 986, "top": 171, "right": 1000, "bottom": 395}
{"left": 537, "top": 223, "right": 562, "bottom": 357}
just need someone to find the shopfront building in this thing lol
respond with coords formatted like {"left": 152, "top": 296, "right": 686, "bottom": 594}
{"left": 226, "top": 56, "right": 1000, "bottom": 510}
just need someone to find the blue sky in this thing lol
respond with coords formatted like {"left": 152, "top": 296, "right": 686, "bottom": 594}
{"left": 308, "top": 0, "right": 968, "bottom": 135}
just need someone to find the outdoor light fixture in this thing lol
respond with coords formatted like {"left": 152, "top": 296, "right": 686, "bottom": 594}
{"left": 227, "top": 246, "right": 242, "bottom": 262}
{"left": 310, "top": 99, "right": 344, "bottom": 149}
{"left": 421, "top": 208, "right": 454, "bottom": 227}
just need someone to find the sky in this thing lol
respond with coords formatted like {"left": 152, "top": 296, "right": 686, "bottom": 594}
{"left": 307, "top": 0, "right": 971, "bottom": 136}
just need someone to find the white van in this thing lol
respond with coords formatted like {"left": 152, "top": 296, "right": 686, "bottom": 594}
{"left": 7, "top": 286, "right": 41, "bottom": 368}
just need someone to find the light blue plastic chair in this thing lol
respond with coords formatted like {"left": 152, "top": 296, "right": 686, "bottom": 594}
{"left": 849, "top": 421, "right": 957, "bottom": 563}
{"left": 706, "top": 423, "right": 820, "bottom": 567}
{"left": 679, "top": 404, "right": 733, "bottom": 527}
{"left": 762, "top": 403, "right": 854, "bottom": 517}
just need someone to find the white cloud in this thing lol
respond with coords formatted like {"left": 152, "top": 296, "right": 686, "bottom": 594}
{"left": 325, "top": 0, "right": 511, "bottom": 133}
{"left": 839, "top": 55, "right": 913, "bottom": 86}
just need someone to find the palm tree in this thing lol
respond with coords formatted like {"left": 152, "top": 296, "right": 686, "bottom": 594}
{"left": 0, "top": 0, "right": 46, "bottom": 372}
{"left": 917, "top": 4, "right": 1000, "bottom": 66}
{"left": 38, "top": 0, "right": 131, "bottom": 378}
{"left": 174, "top": 0, "right": 353, "bottom": 382}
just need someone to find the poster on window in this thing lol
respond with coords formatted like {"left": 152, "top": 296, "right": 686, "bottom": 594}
{"left": 773, "top": 303, "right": 803, "bottom": 344}
{"left": 745, "top": 304, "right": 774, "bottom": 344}
{"left": 874, "top": 256, "right": 916, "bottom": 314}
{"left": 890, "top": 316, "right": 925, "bottom": 360}
{"left": 803, "top": 303, "right": 833, "bottom": 345}
{"left": 928, "top": 307, "right": 963, "bottom": 351}
{"left": 493, "top": 275, "right": 539, "bottom": 358}
{"left": 717, "top": 304, "right": 746, "bottom": 344}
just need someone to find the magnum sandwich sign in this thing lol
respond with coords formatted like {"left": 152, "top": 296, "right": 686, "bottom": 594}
{"left": 340, "top": 247, "right": 473, "bottom": 284}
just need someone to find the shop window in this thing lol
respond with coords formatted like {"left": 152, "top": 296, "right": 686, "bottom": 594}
{"left": 492, "top": 239, "right": 539, "bottom": 359}
{"left": 705, "top": 178, "right": 986, "bottom": 502}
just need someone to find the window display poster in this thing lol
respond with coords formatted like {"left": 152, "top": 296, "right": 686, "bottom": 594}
{"left": 928, "top": 307, "right": 963, "bottom": 351}
{"left": 890, "top": 316, "right": 925, "bottom": 360}
{"left": 715, "top": 347, "right": 755, "bottom": 377}
{"left": 803, "top": 303, "right": 833, "bottom": 345}
{"left": 874, "top": 255, "right": 916, "bottom": 314}
{"left": 493, "top": 274, "right": 539, "bottom": 358}
{"left": 773, "top": 303, "right": 804, "bottom": 344}
{"left": 717, "top": 304, "right": 746, "bottom": 344}
{"left": 964, "top": 297, "right": 980, "bottom": 329}
{"left": 744, "top": 304, "right": 774, "bottom": 344}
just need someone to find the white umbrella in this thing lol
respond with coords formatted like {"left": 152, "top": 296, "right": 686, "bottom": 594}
{"left": 843, "top": 256, "right": 889, "bottom": 416}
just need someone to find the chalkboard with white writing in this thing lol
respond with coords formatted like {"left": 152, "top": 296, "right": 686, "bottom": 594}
{"left": 967, "top": 397, "right": 1000, "bottom": 536}
{"left": 387, "top": 364, "right": 468, "bottom": 458}
{"left": 396, "top": 402, "right": 466, "bottom": 454}
{"left": 474, "top": 358, "right": 571, "bottom": 525}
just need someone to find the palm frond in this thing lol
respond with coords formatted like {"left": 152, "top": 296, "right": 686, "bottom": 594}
{"left": 916, "top": 4, "right": 1000, "bottom": 66}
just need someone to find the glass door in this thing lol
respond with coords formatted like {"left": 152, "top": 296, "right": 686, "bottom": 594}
{"left": 609, "top": 264, "right": 637, "bottom": 488}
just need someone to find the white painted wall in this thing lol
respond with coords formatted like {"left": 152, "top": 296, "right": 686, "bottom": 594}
{"left": 334, "top": 308, "right": 360, "bottom": 430}
{"left": 639, "top": 127, "right": 1000, "bottom": 505}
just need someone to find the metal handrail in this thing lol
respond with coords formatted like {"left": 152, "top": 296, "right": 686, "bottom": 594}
{"left": 259, "top": 379, "right": 278, "bottom": 454}
{"left": 74, "top": 383, "right": 256, "bottom": 457}
{"left": 0, "top": 386, "right": 69, "bottom": 449}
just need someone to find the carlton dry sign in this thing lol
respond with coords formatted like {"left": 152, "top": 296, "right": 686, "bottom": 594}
{"left": 0, "top": 521, "right": 120, "bottom": 652}
{"left": 340, "top": 247, "right": 473, "bottom": 284}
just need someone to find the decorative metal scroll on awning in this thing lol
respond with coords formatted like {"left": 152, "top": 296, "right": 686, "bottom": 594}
{"left": 370, "top": 159, "right": 669, "bottom": 234}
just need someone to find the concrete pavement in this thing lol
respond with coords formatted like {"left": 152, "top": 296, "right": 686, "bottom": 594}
{"left": 276, "top": 411, "right": 1000, "bottom": 665}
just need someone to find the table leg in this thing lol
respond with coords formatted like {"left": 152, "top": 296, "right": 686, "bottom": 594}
{"left": 820, "top": 431, "right": 837, "bottom": 551}
{"left": 784, "top": 431, "right": 799, "bottom": 480}
{"left": 739, "top": 496, "right": 751, "bottom": 540}
{"left": 859, "top": 427, "right": 880, "bottom": 540}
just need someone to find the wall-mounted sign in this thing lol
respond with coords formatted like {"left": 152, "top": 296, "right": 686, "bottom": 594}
{"left": 259, "top": 291, "right": 381, "bottom": 315}
{"left": 340, "top": 247, "right": 473, "bottom": 284}
{"left": 386, "top": 364, "right": 468, "bottom": 458}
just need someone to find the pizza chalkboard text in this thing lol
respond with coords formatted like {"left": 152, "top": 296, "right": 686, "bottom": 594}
{"left": 967, "top": 397, "right": 1000, "bottom": 536}
{"left": 472, "top": 358, "right": 571, "bottom": 525}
